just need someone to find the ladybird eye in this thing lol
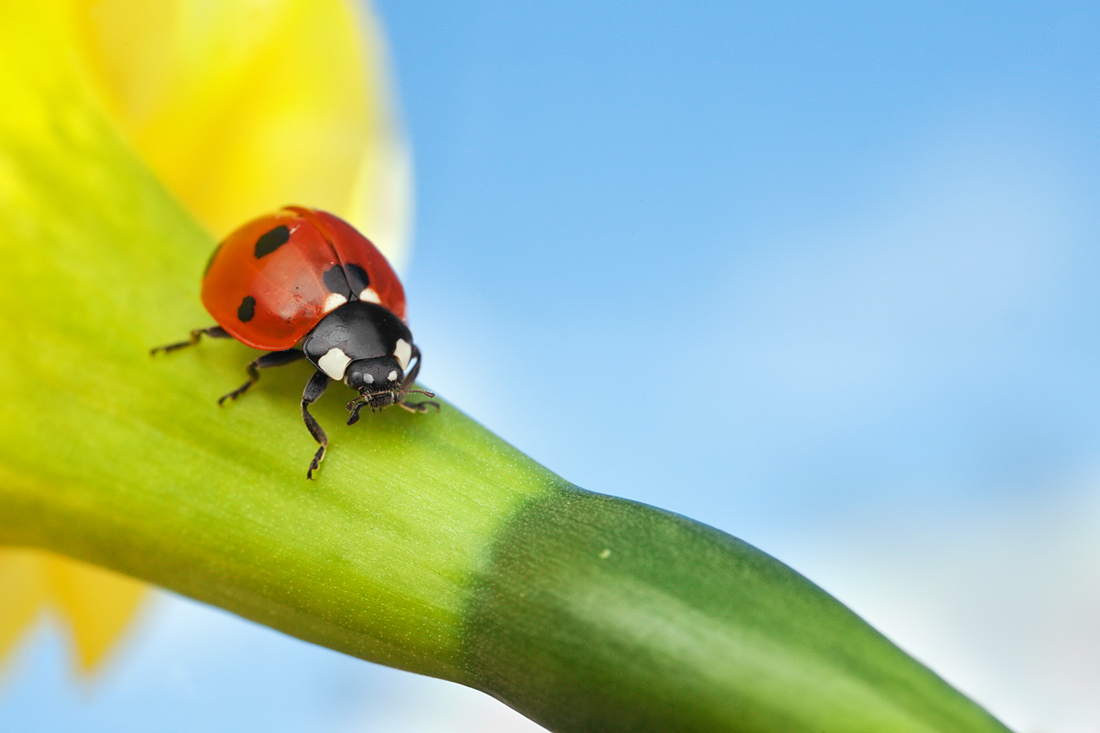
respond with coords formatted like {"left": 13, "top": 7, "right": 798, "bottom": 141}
{"left": 345, "top": 363, "right": 374, "bottom": 390}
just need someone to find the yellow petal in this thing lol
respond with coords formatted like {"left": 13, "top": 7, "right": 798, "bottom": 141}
{"left": 44, "top": 554, "right": 148, "bottom": 674}
{"left": 0, "top": 551, "right": 147, "bottom": 676}
{"left": 0, "top": 552, "right": 48, "bottom": 667}
{"left": 73, "top": 0, "right": 411, "bottom": 264}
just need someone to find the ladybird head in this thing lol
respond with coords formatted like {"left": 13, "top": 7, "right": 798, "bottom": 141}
{"left": 344, "top": 354, "right": 437, "bottom": 423}
{"left": 343, "top": 356, "right": 404, "bottom": 422}
{"left": 345, "top": 355, "right": 403, "bottom": 394}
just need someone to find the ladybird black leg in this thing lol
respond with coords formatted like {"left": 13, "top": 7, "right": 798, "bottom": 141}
{"left": 398, "top": 398, "right": 440, "bottom": 414}
{"left": 346, "top": 398, "right": 368, "bottom": 426}
{"left": 218, "top": 349, "right": 305, "bottom": 405}
{"left": 302, "top": 371, "right": 331, "bottom": 479}
{"left": 397, "top": 345, "right": 439, "bottom": 413}
{"left": 400, "top": 345, "right": 423, "bottom": 389}
{"left": 150, "top": 325, "right": 229, "bottom": 355}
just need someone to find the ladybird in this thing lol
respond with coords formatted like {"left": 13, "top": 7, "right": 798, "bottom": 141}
{"left": 153, "top": 206, "right": 437, "bottom": 478}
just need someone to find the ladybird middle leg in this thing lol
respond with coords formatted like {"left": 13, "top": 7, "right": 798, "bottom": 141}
{"left": 301, "top": 371, "right": 331, "bottom": 479}
{"left": 218, "top": 349, "right": 305, "bottom": 405}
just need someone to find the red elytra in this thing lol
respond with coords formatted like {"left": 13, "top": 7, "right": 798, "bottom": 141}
{"left": 201, "top": 206, "right": 407, "bottom": 351}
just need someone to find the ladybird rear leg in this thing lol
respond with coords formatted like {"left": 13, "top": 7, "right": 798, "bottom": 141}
{"left": 218, "top": 349, "right": 305, "bottom": 405}
{"left": 301, "top": 371, "right": 332, "bottom": 479}
{"left": 150, "top": 325, "right": 229, "bottom": 355}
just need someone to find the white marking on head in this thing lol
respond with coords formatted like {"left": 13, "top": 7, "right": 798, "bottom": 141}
{"left": 387, "top": 370, "right": 399, "bottom": 382}
{"left": 364, "top": 372, "right": 374, "bottom": 384}
{"left": 360, "top": 288, "right": 381, "bottom": 304}
{"left": 318, "top": 348, "right": 351, "bottom": 380}
{"left": 393, "top": 339, "right": 412, "bottom": 370}
{"left": 322, "top": 292, "right": 348, "bottom": 313}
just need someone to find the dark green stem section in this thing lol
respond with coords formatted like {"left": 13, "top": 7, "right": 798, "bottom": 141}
{"left": 466, "top": 489, "right": 1012, "bottom": 733}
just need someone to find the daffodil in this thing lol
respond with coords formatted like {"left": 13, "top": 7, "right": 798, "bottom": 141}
{"left": 0, "top": 1, "right": 1014, "bottom": 731}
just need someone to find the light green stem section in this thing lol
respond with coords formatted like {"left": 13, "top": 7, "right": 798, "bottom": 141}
{"left": 0, "top": 32, "right": 555, "bottom": 679}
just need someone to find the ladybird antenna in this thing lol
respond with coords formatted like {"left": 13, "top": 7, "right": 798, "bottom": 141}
{"left": 403, "top": 388, "right": 436, "bottom": 399}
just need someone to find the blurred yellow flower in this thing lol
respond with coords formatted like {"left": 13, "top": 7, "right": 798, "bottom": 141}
{"left": 0, "top": 551, "right": 146, "bottom": 674}
{"left": 0, "top": 0, "right": 410, "bottom": 675}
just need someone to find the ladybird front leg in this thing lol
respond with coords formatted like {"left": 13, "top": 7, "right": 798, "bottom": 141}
{"left": 301, "top": 371, "right": 331, "bottom": 479}
{"left": 400, "top": 344, "right": 423, "bottom": 389}
{"left": 346, "top": 397, "right": 369, "bottom": 426}
{"left": 397, "top": 345, "right": 439, "bottom": 413}
{"left": 149, "top": 325, "right": 229, "bottom": 355}
{"left": 218, "top": 349, "right": 305, "bottom": 405}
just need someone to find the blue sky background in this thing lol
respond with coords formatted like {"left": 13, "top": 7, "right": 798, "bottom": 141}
{"left": 4, "top": 2, "right": 1100, "bottom": 731}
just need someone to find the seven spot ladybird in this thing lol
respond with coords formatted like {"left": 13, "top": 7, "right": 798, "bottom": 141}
{"left": 152, "top": 206, "right": 437, "bottom": 478}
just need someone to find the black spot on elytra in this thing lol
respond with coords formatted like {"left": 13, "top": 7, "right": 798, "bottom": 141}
{"left": 323, "top": 265, "right": 351, "bottom": 297}
{"left": 237, "top": 295, "right": 256, "bottom": 322}
{"left": 254, "top": 225, "right": 290, "bottom": 258}
{"left": 203, "top": 243, "right": 222, "bottom": 277}
{"left": 345, "top": 263, "right": 370, "bottom": 295}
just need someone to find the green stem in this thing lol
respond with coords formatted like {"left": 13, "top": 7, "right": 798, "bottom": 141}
{"left": 466, "top": 489, "right": 1010, "bottom": 732}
